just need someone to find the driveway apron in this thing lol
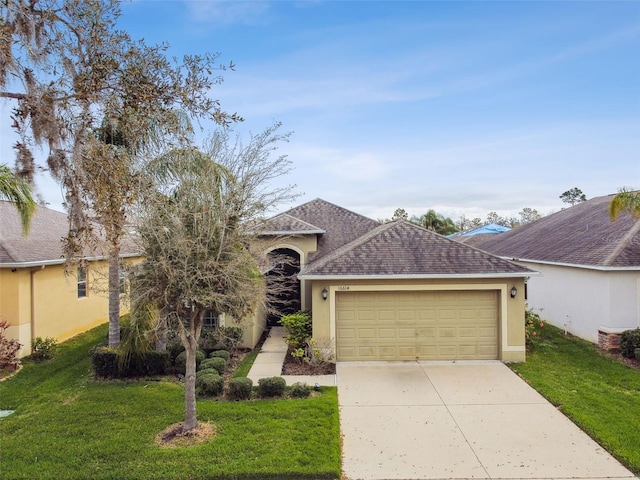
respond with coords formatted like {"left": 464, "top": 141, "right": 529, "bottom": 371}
{"left": 338, "top": 361, "right": 637, "bottom": 480}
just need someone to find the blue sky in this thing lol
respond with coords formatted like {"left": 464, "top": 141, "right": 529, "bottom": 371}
{"left": 3, "top": 1, "right": 639, "bottom": 221}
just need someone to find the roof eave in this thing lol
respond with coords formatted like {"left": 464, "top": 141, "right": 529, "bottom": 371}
{"left": 298, "top": 272, "right": 537, "bottom": 280}
{"left": 500, "top": 257, "right": 640, "bottom": 272}
{"left": 0, "top": 252, "right": 142, "bottom": 269}
{"left": 258, "top": 230, "right": 326, "bottom": 236}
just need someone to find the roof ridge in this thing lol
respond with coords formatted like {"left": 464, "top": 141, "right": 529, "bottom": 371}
{"left": 302, "top": 220, "right": 397, "bottom": 272}
{"left": 271, "top": 212, "right": 325, "bottom": 231}
{"left": 603, "top": 218, "right": 640, "bottom": 266}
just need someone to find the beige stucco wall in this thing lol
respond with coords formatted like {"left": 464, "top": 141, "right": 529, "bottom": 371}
{"left": 1, "top": 258, "right": 140, "bottom": 358}
{"left": 306, "top": 277, "right": 526, "bottom": 363}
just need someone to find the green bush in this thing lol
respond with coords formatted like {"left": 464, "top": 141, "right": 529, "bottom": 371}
{"left": 196, "top": 368, "right": 219, "bottom": 379}
{"left": 200, "top": 356, "right": 226, "bottom": 375}
{"left": 620, "top": 328, "right": 640, "bottom": 358}
{"left": 31, "top": 336, "right": 58, "bottom": 361}
{"left": 0, "top": 320, "right": 22, "bottom": 369}
{"left": 196, "top": 373, "right": 224, "bottom": 397}
{"left": 209, "top": 349, "right": 230, "bottom": 361}
{"left": 199, "top": 327, "right": 219, "bottom": 355}
{"left": 525, "top": 309, "right": 545, "bottom": 348}
{"left": 258, "top": 376, "right": 286, "bottom": 398}
{"left": 227, "top": 377, "right": 253, "bottom": 401}
{"left": 280, "top": 311, "right": 312, "bottom": 349}
{"left": 128, "top": 351, "right": 170, "bottom": 376}
{"left": 174, "top": 350, "right": 205, "bottom": 373}
{"left": 91, "top": 346, "right": 119, "bottom": 378}
{"left": 289, "top": 382, "right": 311, "bottom": 399}
{"left": 217, "top": 326, "right": 244, "bottom": 350}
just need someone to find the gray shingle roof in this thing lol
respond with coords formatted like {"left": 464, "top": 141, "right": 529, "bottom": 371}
{"left": 300, "top": 219, "right": 532, "bottom": 277}
{"left": 255, "top": 213, "right": 325, "bottom": 235}
{"left": 475, "top": 194, "right": 640, "bottom": 268}
{"left": 282, "top": 198, "right": 381, "bottom": 261}
{"left": 0, "top": 201, "right": 139, "bottom": 266}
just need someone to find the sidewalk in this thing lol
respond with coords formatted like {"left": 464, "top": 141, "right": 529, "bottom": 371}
{"left": 247, "top": 326, "right": 337, "bottom": 386}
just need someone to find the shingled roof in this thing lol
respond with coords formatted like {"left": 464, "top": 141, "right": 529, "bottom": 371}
{"left": 255, "top": 213, "right": 325, "bottom": 235}
{"left": 272, "top": 198, "right": 381, "bottom": 261}
{"left": 475, "top": 194, "right": 640, "bottom": 268}
{"left": 300, "top": 219, "right": 532, "bottom": 278}
{"left": 0, "top": 201, "right": 139, "bottom": 267}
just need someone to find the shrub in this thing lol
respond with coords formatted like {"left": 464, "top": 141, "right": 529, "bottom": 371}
{"left": 200, "top": 356, "right": 226, "bottom": 375}
{"left": 227, "top": 377, "right": 253, "bottom": 401}
{"left": 304, "top": 337, "right": 335, "bottom": 369}
{"left": 0, "top": 321, "right": 21, "bottom": 370}
{"left": 128, "top": 351, "right": 170, "bottom": 377}
{"left": 280, "top": 311, "right": 312, "bottom": 349}
{"left": 196, "top": 373, "right": 224, "bottom": 397}
{"left": 91, "top": 346, "right": 119, "bottom": 378}
{"left": 199, "top": 327, "right": 219, "bottom": 355}
{"left": 30, "top": 337, "right": 58, "bottom": 361}
{"left": 258, "top": 376, "right": 286, "bottom": 398}
{"left": 217, "top": 326, "right": 244, "bottom": 351}
{"left": 525, "top": 309, "right": 545, "bottom": 348}
{"left": 174, "top": 350, "right": 205, "bottom": 373}
{"left": 209, "top": 349, "right": 230, "bottom": 361}
{"left": 196, "top": 368, "right": 219, "bottom": 379}
{"left": 620, "top": 328, "right": 640, "bottom": 358}
{"left": 289, "top": 382, "right": 311, "bottom": 399}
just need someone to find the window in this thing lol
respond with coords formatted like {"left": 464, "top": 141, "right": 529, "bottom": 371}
{"left": 77, "top": 265, "right": 87, "bottom": 298}
{"left": 203, "top": 310, "right": 219, "bottom": 328}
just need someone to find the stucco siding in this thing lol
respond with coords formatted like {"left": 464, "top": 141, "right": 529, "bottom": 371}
{"left": 519, "top": 261, "right": 640, "bottom": 343}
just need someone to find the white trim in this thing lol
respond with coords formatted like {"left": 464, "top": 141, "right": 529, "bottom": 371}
{"left": 259, "top": 230, "right": 325, "bottom": 235}
{"left": 300, "top": 272, "right": 535, "bottom": 280}
{"left": 500, "top": 257, "right": 640, "bottom": 272}
{"left": 0, "top": 252, "right": 140, "bottom": 269}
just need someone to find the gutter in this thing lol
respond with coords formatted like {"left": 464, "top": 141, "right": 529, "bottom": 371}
{"left": 298, "top": 272, "right": 538, "bottom": 281}
{"left": 0, "top": 252, "right": 141, "bottom": 270}
{"left": 30, "top": 266, "right": 45, "bottom": 341}
{"left": 501, "top": 257, "right": 640, "bottom": 272}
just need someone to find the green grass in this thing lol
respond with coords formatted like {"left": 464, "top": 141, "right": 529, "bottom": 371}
{"left": 233, "top": 349, "right": 260, "bottom": 378}
{"left": 0, "top": 325, "right": 341, "bottom": 480}
{"left": 511, "top": 325, "right": 640, "bottom": 475}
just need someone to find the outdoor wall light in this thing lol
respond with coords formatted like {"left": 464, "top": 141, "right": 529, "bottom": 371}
{"left": 321, "top": 287, "right": 328, "bottom": 300}
{"left": 510, "top": 286, "right": 518, "bottom": 298}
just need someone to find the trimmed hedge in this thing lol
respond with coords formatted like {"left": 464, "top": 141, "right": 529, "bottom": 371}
{"left": 621, "top": 328, "right": 640, "bottom": 358}
{"left": 174, "top": 350, "right": 206, "bottom": 373}
{"left": 290, "top": 382, "right": 311, "bottom": 399}
{"left": 258, "top": 376, "right": 286, "bottom": 398}
{"left": 91, "top": 347, "right": 170, "bottom": 378}
{"left": 196, "top": 368, "right": 219, "bottom": 379}
{"left": 196, "top": 373, "right": 224, "bottom": 397}
{"left": 209, "top": 350, "right": 230, "bottom": 361}
{"left": 227, "top": 377, "right": 253, "bottom": 401}
{"left": 200, "top": 356, "right": 226, "bottom": 375}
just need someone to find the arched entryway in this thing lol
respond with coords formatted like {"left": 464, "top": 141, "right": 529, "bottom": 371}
{"left": 265, "top": 248, "right": 301, "bottom": 326}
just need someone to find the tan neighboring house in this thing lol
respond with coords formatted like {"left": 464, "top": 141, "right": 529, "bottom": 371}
{"left": 259, "top": 199, "right": 534, "bottom": 362}
{"left": 475, "top": 194, "right": 640, "bottom": 348}
{"left": 0, "top": 201, "right": 141, "bottom": 357}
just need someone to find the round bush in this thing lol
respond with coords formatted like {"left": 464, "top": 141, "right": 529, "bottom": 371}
{"left": 289, "top": 382, "right": 311, "bottom": 399}
{"left": 196, "top": 368, "right": 219, "bottom": 379}
{"left": 620, "top": 328, "right": 640, "bottom": 358}
{"left": 196, "top": 373, "right": 224, "bottom": 397}
{"left": 227, "top": 377, "right": 253, "bottom": 401}
{"left": 174, "top": 350, "right": 205, "bottom": 373}
{"left": 200, "top": 356, "right": 226, "bottom": 375}
{"left": 258, "top": 376, "right": 286, "bottom": 398}
{"left": 209, "top": 350, "right": 230, "bottom": 361}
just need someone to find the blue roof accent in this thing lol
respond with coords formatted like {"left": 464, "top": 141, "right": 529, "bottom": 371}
{"left": 461, "top": 223, "right": 511, "bottom": 237}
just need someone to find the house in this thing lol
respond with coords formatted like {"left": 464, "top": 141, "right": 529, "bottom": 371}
{"left": 258, "top": 199, "right": 533, "bottom": 362}
{"left": 0, "top": 201, "right": 142, "bottom": 357}
{"left": 474, "top": 194, "right": 640, "bottom": 348}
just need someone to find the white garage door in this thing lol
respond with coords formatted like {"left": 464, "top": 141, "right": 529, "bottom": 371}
{"left": 336, "top": 290, "right": 498, "bottom": 361}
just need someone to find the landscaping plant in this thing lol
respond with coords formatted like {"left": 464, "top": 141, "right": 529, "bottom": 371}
{"left": 30, "top": 337, "right": 58, "bottom": 361}
{"left": 0, "top": 320, "right": 21, "bottom": 370}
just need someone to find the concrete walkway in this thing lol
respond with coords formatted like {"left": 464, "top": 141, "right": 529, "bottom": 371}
{"left": 247, "top": 326, "right": 337, "bottom": 386}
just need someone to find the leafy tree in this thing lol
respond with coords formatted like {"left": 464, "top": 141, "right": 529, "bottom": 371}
{"left": 1, "top": 0, "right": 241, "bottom": 347}
{"left": 457, "top": 215, "right": 483, "bottom": 232}
{"left": 411, "top": 209, "right": 458, "bottom": 236}
{"left": 0, "top": 164, "right": 36, "bottom": 235}
{"left": 485, "top": 211, "right": 516, "bottom": 228}
{"left": 391, "top": 208, "right": 408, "bottom": 220}
{"left": 610, "top": 187, "right": 640, "bottom": 220}
{"left": 130, "top": 124, "right": 295, "bottom": 433}
{"left": 560, "top": 187, "right": 587, "bottom": 206}
{"left": 518, "top": 207, "right": 542, "bottom": 224}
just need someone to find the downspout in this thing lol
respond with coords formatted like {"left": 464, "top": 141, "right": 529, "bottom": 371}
{"left": 30, "top": 266, "right": 45, "bottom": 345}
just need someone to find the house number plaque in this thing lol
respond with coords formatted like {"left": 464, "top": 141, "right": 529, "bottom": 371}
{"left": 337, "top": 286, "right": 350, "bottom": 291}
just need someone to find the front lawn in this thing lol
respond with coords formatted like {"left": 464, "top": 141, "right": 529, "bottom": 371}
{"left": 510, "top": 325, "right": 640, "bottom": 475}
{"left": 0, "top": 325, "right": 341, "bottom": 480}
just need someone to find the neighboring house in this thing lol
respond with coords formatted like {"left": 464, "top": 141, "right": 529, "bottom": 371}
{"left": 475, "top": 194, "right": 640, "bottom": 346}
{"left": 450, "top": 223, "right": 511, "bottom": 247}
{"left": 0, "top": 201, "right": 142, "bottom": 357}
{"left": 259, "top": 199, "right": 533, "bottom": 362}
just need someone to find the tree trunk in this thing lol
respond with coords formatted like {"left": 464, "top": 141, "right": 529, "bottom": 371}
{"left": 108, "top": 251, "right": 120, "bottom": 348}
{"left": 181, "top": 309, "right": 204, "bottom": 433}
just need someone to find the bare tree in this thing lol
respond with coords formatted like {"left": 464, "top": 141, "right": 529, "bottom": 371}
{"left": 131, "top": 124, "right": 295, "bottom": 433}
{"left": 1, "top": 0, "right": 241, "bottom": 347}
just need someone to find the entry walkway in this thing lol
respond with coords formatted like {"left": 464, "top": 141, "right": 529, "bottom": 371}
{"left": 247, "top": 326, "right": 337, "bottom": 386}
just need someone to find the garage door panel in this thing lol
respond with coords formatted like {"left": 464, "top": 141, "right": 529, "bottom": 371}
{"left": 336, "top": 290, "right": 498, "bottom": 361}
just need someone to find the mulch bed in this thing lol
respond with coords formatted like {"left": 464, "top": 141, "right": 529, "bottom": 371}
{"left": 602, "top": 350, "right": 640, "bottom": 371}
{"left": 281, "top": 345, "right": 336, "bottom": 376}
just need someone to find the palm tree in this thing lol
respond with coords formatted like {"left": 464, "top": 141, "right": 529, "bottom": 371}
{"left": 0, "top": 164, "right": 36, "bottom": 235}
{"left": 609, "top": 188, "right": 640, "bottom": 220}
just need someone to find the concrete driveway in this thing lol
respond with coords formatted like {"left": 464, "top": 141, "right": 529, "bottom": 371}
{"left": 338, "top": 361, "right": 637, "bottom": 480}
